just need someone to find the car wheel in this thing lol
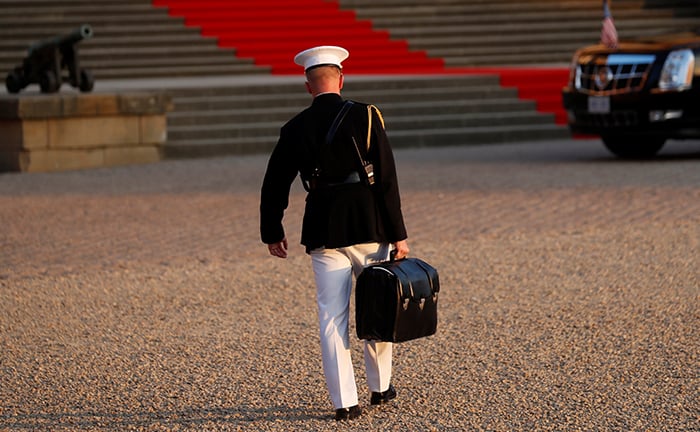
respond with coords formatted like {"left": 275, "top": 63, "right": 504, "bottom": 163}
{"left": 602, "top": 136, "right": 666, "bottom": 159}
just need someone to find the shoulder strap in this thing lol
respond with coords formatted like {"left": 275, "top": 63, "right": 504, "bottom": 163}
{"left": 301, "top": 100, "right": 355, "bottom": 193}
{"left": 325, "top": 100, "right": 354, "bottom": 146}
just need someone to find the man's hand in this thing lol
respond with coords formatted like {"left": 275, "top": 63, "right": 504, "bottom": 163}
{"left": 268, "top": 238, "right": 288, "bottom": 258}
{"left": 392, "top": 239, "right": 410, "bottom": 260}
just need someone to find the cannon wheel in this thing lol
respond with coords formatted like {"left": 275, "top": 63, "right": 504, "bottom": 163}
{"left": 39, "top": 70, "right": 60, "bottom": 93}
{"left": 78, "top": 69, "right": 94, "bottom": 92}
{"left": 5, "top": 70, "right": 24, "bottom": 94}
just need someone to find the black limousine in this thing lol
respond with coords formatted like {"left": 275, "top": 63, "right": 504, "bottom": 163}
{"left": 562, "top": 30, "right": 700, "bottom": 158}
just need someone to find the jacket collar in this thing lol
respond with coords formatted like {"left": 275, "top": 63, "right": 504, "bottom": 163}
{"left": 312, "top": 93, "right": 343, "bottom": 106}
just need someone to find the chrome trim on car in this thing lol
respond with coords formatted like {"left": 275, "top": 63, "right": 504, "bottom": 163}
{"left": 575, "top": 54, "right": 656, "bottom": 95}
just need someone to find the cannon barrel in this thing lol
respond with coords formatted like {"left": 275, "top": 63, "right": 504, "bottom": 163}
{"left": 29, "top": 24, "right": 93, "bottom": 54}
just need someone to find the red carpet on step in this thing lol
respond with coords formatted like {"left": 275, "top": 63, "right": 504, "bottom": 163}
{"left": 152, "top": 0, "right": 571, "bottom": 124}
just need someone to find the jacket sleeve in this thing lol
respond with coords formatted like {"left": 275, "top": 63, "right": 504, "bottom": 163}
{"left": 260, "top": 125, "right": 300, "bottom": 244}
{"left": 369, "top": 106, "right": 408, "bottom": 242}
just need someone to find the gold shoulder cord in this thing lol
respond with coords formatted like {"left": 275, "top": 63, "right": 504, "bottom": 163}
{"left": 366, "top": 104, "right": 385, "bottom": 152}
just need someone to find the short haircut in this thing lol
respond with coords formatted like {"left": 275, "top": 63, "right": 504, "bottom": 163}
{"left": 305, "top": 64, "right": 342, "bottom": 81}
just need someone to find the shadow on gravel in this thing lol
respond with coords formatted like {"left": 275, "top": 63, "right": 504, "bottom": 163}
{"left": 1, "top": 139, "right": 698, "bottom": 197}
{"left": 579, "top": 138, "right": 700, "bottom": 164}
{"left": 612, "top": 150, "right": 700, "bottom": 163}
{"left": 0, "top": 405, "right": 328, "bottom": 430}
{"left": 396, "top": 139, "right": 700, "bottom": 164}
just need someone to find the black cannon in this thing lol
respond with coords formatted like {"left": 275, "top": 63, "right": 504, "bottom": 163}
{"left": 5, "top": 25, "right": 95, "bottom": 94}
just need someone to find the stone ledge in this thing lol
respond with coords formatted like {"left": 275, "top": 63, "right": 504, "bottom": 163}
{"left": 0, "top": 92, "right": 173, "bottom": 119}
{"left": 0, "top": 92, "right": 172, "bottom": 173}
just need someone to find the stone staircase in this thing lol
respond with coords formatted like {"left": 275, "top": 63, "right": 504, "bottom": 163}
{"left": 2, "top": 0, "right": 697, "bottom": 78}
{"left": 645, "top": 0, "right": 700, "bottom": 16}
{"left": 2, "top": 0, "right": 699, "bottom": 158}
{"left": 160, "top": 75, "right": 567, "bottom": 158}
{"left": 0, "top": 0, "right": 267, "bottom": 80}
{"left": 339, "top": 0, "right": 700, "bottom": 66}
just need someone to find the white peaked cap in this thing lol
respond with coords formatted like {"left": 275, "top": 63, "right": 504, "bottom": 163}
{"left": 294, "top": 46, "right": 349, "bottom": 71}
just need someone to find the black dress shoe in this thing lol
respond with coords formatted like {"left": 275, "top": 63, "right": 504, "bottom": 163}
{"left": 334, "top": 404, "right": 362, "bottom": 421}
{"left": 370, "top": 384, "right": 397, "bottom": 405}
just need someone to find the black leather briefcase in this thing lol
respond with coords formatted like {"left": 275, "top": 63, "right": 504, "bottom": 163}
{"left": 356, "top": 256, "right": 439, "bottom": 343}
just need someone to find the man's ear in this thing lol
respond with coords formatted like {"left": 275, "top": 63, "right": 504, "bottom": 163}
{"left": 305, "top": 81, "right": 312, "bottom": 95}
{"left": 339, "top": 73, "right": 344, "bottom": 90}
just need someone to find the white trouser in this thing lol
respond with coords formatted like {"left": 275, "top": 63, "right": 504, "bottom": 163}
{"left": 311, "top": 242, "right": 393, "bottom": 409}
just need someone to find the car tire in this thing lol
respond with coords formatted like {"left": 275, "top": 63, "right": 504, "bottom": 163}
{"left": 602, "top": 136, "right": 666, "bottom": 159}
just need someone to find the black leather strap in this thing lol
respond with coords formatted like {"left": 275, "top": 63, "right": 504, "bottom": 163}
{"left": 325, "top": 100, "right": 354, "bottom": 146}
{"left": 301, "top": 100, "right": 355, "bottom": 193}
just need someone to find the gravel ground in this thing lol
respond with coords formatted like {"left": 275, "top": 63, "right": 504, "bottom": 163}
{"left": 0, "top": 139, "right": 698, "bottom": 431}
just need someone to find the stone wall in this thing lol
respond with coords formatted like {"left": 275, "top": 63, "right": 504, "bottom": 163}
{"left": 0, "top": 92, "right": 172, "bottom": 173}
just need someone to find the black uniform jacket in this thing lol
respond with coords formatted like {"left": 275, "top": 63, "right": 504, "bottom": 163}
{"left": 260, "top": 93, "right": 407, "bottom": 252}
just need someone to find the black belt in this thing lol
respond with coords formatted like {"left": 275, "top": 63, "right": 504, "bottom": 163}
{"left": 311, "top": 171, "right": 362, "bottom": 189}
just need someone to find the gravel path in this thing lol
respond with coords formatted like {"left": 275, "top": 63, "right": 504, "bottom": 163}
{"left": 1, "top": 139, "right": 698, "bottom": 431}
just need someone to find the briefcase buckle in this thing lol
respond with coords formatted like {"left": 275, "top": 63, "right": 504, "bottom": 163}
{"left": 402, "top": 297, "right": 427, "bottom": 311}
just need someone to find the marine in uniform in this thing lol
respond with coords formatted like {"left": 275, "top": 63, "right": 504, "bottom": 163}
{"left": 259, "top": 46, "right": 409, "bottom": 421}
